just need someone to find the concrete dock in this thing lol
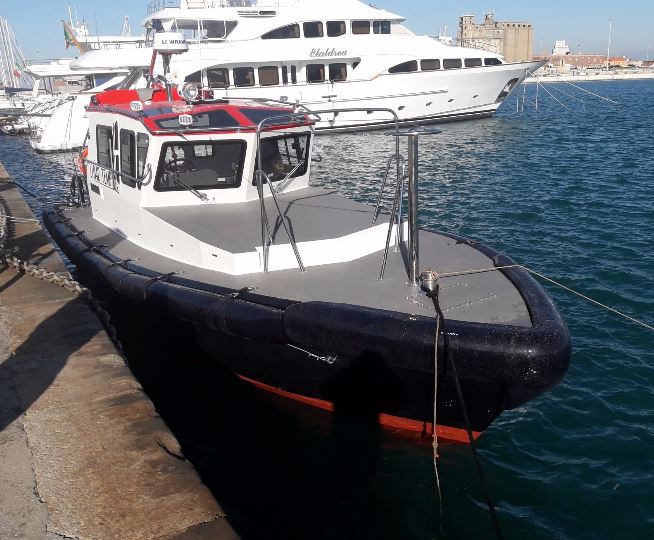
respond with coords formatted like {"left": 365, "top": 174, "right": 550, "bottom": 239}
{"left": 0, "top": 163, "right": 238, "bottom": 539}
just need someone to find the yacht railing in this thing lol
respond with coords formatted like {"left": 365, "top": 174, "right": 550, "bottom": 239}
{"left": 146, "top": 0, "right": 296, "bottom": 14}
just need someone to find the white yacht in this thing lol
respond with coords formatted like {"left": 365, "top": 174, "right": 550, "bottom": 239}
{"left": 71, "top": 0, "right": 542, "bottom": 130}
{"left": 23, "top": 61, "right": 127, "bottom": 152}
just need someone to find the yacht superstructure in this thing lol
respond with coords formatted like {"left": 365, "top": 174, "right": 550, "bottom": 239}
{"left": 71, "top": 0, "right": 542, "bottom": 130}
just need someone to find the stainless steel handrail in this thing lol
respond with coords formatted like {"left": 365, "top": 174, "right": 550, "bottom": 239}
{"left": 370, "top": 153, "right": 406, "bottom": 226}
{"left": 84, "top": 159, "right": 153, "bottom": 187}
{"left": 255, "top": 113, "right": 310, "bottom": 272}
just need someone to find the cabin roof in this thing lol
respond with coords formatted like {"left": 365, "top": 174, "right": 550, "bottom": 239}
{"left": 87, "top": 88, "right": 311, "bottom": 134}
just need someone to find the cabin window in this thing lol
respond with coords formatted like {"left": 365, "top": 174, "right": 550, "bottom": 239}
{"left": 282, "top": 65, "right": 288, "bottom": 84}
{"left": 306, "top": 64, "right": 325, "bottom": 83}
{"left": 327, "top": 21, "right": 346, "bottom": 37}
{"left": 258, "top": 66, "right": 280, "bottom": 86}
{"left": 329, "top": 63, "right": 347, "bottom": 82}
{"left": 465, "top": 58, "right": 482, "bottom": 67}
{"left": 156, "top": 140, "right": 246, "bottom": 191}
{"left": 485, "top": 57, "right": 502, "bottom": 66}
{"left": 255, "top": 134, "right": 310, "bottom": 184}
{"left": 352, "top": 21, "right": 370, "bottom": 35}
{"left": 96, "top": 125, "right": 113, "bottom": 169}
{"left": 155, "top": 110, "right": 239, "bottom": 130}
{"left": 120, "top": 130, "right": 136, "bottom": 186}
{"left": 303, "top": 21, "right": 323, "bottom": 38}
{"left": 291, "top": 65, "right": 297, "bottom": 84}
{"left": 353, "top": 60, "right": 361, "bottom": 69}
{"left": 373, "top": 20, "right": 391, "bottom": 34}
{"left": 239, "top": 107, "right": 295, "bottom": 126}
{"left": 234, "top": 67, "right": 255, "bottom": 87}
{"left": 200, "top": 20, "right": 226, "bottom": 40}
{"left": 262, "top": 24, "right": 300, "bottom": 39}
{"left": 207, "top": 67, "right": 230, "bottom": 88}
{"left": 185, "top": 70, "right": 202, "bottom": 84}
{"left": 388, "top": 61, "right": 418, "bottom": 74}
{"left": 137, "top": 134, "right": 149, "bottom": 178}
{"left": 421, "top": 59, "right": 440, "bottom": 71}
{"left": 443, "top": 59, "right": 463, "bottom": 69}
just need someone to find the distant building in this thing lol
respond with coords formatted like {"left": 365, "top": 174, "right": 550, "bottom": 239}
{"left": 552, "top": 40, "right": 570, "bottom": 55}
{"left": 458, "top": 12, "right": 534, "bottom": 62}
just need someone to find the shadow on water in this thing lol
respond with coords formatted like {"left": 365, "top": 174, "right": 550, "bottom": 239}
{"left": 110, "top": 299, "right": 435, "bottom": 540}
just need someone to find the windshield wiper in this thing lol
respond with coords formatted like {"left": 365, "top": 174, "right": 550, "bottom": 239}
{"left": 167, "top": 173, "right": 209, "bottom": 202}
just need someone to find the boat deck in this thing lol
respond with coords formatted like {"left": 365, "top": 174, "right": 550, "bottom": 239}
{"left": 62, "top": 188, "right": 531, "bottom": 326}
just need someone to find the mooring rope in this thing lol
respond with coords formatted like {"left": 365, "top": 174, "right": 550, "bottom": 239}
{"left": 427, "top": 283, "right": 505, "bottom": 540}
{"left": 436, "top": 264, "right": 653, "bottom": 332}
{"left": 432, "top": 300, "right": 443, "bottom": 524}
{"left": 563, "top": 81, "right": 620, "bottom": 105}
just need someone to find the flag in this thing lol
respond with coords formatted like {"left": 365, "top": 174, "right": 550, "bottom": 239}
{"left": 62, "top": 20, "right": 89, "bottom": 53}
{"left": 13, "top": 62, "right": 24, "bottom": 78}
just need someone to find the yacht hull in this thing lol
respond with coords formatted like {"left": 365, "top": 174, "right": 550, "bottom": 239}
{"left": 44, "top": 208, "right": 571, "bottom": 443}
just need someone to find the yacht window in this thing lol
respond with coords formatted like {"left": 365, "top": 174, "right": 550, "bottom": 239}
{"left": 291, "top": 65, "right": 297, "bottom": 84}
{"left": 465, "top": 58, "right": 482, "bottom": 67}
{"left": 207, "top": 67, "right": 230, "bottom": 88}
{"left": 258, "top": 66, "right": 280, "bottom": 86}
{"left": 421, "top": 59, "right": 440, "bottom": 71}
{"left": 255, "top": 134, "right": 310, "bottom": 183}
{"left": 156, "top": 140, "right": 246, "bottom": 191}
{"left": 329, "top": 63, "right": 347, "bottom": 82}
{"left": 174, "top": 19, "right": 199, "bottom": 40}
{"left": 306, "top": 64, "right": 325, "bottom": 83}
{"left": 262, "top": 24, "right": 300, "bottom": 39}
{"left": 234, "top": 67, "right": 255, "bottom": 87}
{"left": 200, "top": 20, "right": 226, "bottom": 40}
{"left": 303, "top": 21, "right": 323, "bottom": 38}
{"left": 185, "top": 70, "right": 202, "bottom": 84}
{"left": 282, "top": 65, "right": 288, "bottom": 84}
{"left": 327, "top": 21, "right": 346, "bottom": 37}
{"left": 225, "top": 21, "right": 238, "bottom": 37}
{"left": 120, "top": 130, "right": 136, "bottom": 186}
{"left": 352, "top": 21, "right": 370, "bottom": 35}
{"left": 96, "top": 125, "right": 113, "bottom": 169}
{"left": 443, "top": 59, "right": 463, "bottom": 69}
{"left": 373, "top": 20, "right": 391, "bottom": 34}
{"left": 137, "top": 134, "right": 149, "bottom": 178}
{"left": 485, "top": 57, "right": 503, "bottom": 66}
{"left": 388, "top": 61, "right": 418, "bottom": 74}
{"left": 353, "top": 60, "right": 361, "bottom": 69}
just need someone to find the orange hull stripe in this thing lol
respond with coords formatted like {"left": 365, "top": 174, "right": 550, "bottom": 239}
{"left": 237, "top": 374, "right": 482, "bottom": 444}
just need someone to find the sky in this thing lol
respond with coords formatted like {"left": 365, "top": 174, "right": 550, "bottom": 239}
{"left": 1, "top": 0, "right": 652, "bottom": 61}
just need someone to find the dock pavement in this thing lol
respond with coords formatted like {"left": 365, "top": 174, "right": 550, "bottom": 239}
{"left": 0, "top": 162, "right": 239, "bottom": 539}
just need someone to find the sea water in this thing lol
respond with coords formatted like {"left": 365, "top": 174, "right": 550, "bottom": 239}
{"left": 1, "top": 80, "right": 652, "bottom": 539}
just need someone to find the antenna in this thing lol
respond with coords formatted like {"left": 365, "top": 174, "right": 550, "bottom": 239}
{"left": 121, "top": 16, "right": 131, "bottom": 37}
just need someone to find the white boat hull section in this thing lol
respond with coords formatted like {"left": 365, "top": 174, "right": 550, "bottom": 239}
{"left": 91, "top": 186, "right": 398, "bottom": 275}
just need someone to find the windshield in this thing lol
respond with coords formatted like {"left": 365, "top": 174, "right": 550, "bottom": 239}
{"left": 256, "top": 133, "right": 310, "bottom": 183}
{"left": 155, "top": 140, "right": 246, "bottom": 192}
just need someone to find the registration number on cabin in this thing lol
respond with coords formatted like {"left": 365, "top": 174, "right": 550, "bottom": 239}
{"left": 87, "top": 162, "right": 120, "bottom": 193}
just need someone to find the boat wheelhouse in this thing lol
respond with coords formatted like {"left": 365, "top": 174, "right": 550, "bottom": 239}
{"left": 45, "top": 85, "right": 570, "bottom": 443}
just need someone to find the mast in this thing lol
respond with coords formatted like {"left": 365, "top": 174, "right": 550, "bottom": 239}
{"left": 606, "top": 19, "right": 612, "bottom": 70}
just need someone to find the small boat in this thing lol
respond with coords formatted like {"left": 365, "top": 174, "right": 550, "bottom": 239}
{"left": 45, "top": 40, "right": 570, "bottom": 443}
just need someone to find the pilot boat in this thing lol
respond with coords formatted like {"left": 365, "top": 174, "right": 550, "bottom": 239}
{"left": 44, "top": 48, "right": 570, "bottom": 442}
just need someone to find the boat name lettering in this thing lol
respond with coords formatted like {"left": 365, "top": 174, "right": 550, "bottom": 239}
{"left": 160, "top": 39, "right": 187, "bottom": 45}
{"left": 88, "top": 162, "right": 120, "bottom": 193}
{"left": 310, "top": 48, "right": 348, "bottom": 58}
